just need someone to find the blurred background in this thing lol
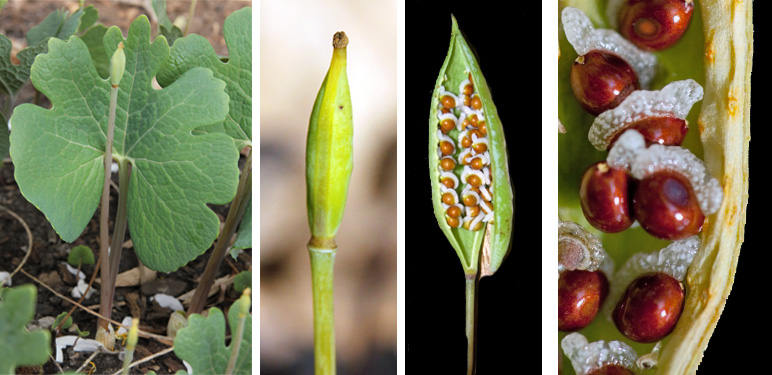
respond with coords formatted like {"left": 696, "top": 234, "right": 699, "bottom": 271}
{"left": 260, "top": 1, "right": 397, "bottom": 374}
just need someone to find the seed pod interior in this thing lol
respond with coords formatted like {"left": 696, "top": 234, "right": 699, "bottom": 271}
{"left": 429, "top": 16, "right": 514, "bottom": 275}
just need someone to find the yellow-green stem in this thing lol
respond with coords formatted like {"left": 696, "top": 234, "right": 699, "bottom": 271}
{"left": 465, "top": 276, "right": 478, "bottom": 375}
{"left": 183, "top": 0, "right": 198, "bottom": 35}
{"left": 309, "top": 245, "right": 336, "bottom": 375}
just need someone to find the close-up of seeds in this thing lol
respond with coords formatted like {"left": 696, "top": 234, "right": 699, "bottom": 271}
{"left": 558, "top": 0, "right": 751, "bottom": 374}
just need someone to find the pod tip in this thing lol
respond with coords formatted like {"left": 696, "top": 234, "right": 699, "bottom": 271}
{"left": 333, "top": 31, "right": 348, "bottom": 49}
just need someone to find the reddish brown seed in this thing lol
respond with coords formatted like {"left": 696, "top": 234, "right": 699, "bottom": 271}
{"left": 463, "top": 83, "right": 474, "bottom": 96}
{"left": 441, "top": 95, "right": 456, "bottom": 109}
{"left": 440, "top": 157, "right": 455, "bottom": 171}
{"left": 571, "top": 50, "right": 640, "bottom": 116}
{"left": 468, "top": 114, "right": 479, "bottom": 126}
{"left": 467, "top": 205, "right": 481, "bottom": 217}
{"left": 441, "top": 108, "right": 451, "bottom": 114}
{"left": 439, "top": 141, "right": 454, "bottom": 156}
{"left": 613, "top": 272, "right": 685, "bottom": 343}
{"left": 472, "top": 142, "right": 487, "bottom": 154}
{"left": 446, "top": 205, "right": 461, "bottom": 218}
{"left": 558, "top": 270, "right": 609, "bottom": 331}
{"left": 607, "top": 116, "right": 688, "bottom": 149}
{"left": 580, "top": 162, "right": 635, "bottom": 233}
{"left": 441, "top": 177, "right": 456, "bottom": 189}
{"left": 618, "top": 0, "right": 694, "bottom": 51}
{"left": 462, "top": 194, "right": 477, "bottom": 207}
{"left": 478, "top": 121, "right": 487, "bottom": 135}
{"left": 463, "top": 95, "right": 472, "bottom": 107}
{"left": 482, "top": 200, "right": 493, "bottom": 212}
{"left": 442, "top": 192, "right": 455, "bottom": 205}
{"left": 587, "top": 364, "right": 636, "bottom": 375}
{"left": 633, "top": 170, "right": 704, "bottom": 240}
{"left": 461, "top": 118, "right": 471, "bottom": 128}
{"left": 446, "top": 216, "right": 459, "bottom": 228}
{"left": 467, "top": 174, "right": 482, "bottom": 187}
{"left": 440, "top": 118, "right": 456, "bottom": 133}
{"left": 461, "top": 135, "right": 472, "bottom": 148}
{"left": 470, "top": 157, "right": 484, "bottom": 170}
{"left": 471, "top": 95, "right": 482, "bottom": 110}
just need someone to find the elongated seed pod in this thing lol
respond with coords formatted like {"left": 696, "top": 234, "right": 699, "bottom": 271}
{"left": 429, "top": 16, "right": 514, "bottom": 277}
{"left": 306, "top": 31, "right": 353, "bottom": 244}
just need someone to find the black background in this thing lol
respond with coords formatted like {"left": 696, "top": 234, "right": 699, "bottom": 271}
{"left": 406, "top": 2, "right": 543, "bottom": 373}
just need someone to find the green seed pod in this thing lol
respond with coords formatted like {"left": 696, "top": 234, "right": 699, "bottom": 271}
{"left": 110, "top": 42, "right": 125, "bottom": 87}
{"left": 429, "top": 16, "right": 514, "bottom": 277}
{"left": 306, "top": 31, "right": 353, "bottom": 245}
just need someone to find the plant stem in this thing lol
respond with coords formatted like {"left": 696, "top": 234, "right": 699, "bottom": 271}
{"left": 187, "top": 150, "right": 252, "bottom": 315}
{"left": 309, "top": 245, "right": 336, "bottom": 375}
{"left": 184, "top": 0, "right": 198, "bottom": 35}
{"left": 98, "top": 84, "right": 119, "bottom": 334}
{"left": 224, "top": 310, "right": 247, "bottom": 375}
{"left": 465, "top": 276, "right": 478, "bottom": 375}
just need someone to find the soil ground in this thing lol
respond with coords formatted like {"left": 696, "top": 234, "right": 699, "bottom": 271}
{"left": 1, "top": 1, "right": 252, "bottom": 374}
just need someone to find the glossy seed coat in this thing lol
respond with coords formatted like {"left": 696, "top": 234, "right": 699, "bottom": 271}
{"left": 613, "top": 272, "right": 685, "bottom": 343}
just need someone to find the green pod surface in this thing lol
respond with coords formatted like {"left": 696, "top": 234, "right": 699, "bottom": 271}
{"left": 429, "top": 16, "right": 514, "bottom": 276}
{"left": 306, "top": 32, "right": 353, "bottom": 243}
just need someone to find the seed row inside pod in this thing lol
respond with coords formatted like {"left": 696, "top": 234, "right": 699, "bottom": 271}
{"left": 437, "top": 73, "right": 494, "bottom": 232}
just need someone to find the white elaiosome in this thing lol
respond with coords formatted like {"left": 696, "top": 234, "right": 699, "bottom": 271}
{"left": 589, "top": 80, "right": 704, "bottom": 150}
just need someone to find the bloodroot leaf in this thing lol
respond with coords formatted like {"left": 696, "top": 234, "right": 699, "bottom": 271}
{"left": 25, "top": 6, "right": 96, "bottom": 47}
{"left": 9, "top": 16, "right": 239, "bottom": 272}
{"left": 0, "top": 285, "right": 51, "bottom": 374}
{"left": 157, "top": 7, "right": 252, "bottom": 151}
{"left": 0, "top": 34, "right": 48, "bottom": 99}
{"left": 174, "top": 298, "right": 252, "bottom": 374}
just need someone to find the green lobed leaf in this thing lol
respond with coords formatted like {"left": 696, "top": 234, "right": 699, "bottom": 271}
{"left": 10, "top": 16, "right": 239, "bottom": 272}
{"left": 26, "top": 7, "right": 87, "bottom": 47}
{"left": 0, "top": 34, "right": 48, "bottom": 99}
{"left": 0, "top": 285, "right": 52, "bottom": 374}
{"left": 174, "top": 298, "right": 252, "bottom": 374}
{"left": 232, "top": 270, "right": 251, "bottom": 293}
{"left": 79, "top": 24, "right": 110, "bottom": 79}
{"left": 157, "top": 7, "right": 252, "bottom": 151}
{"left": 429, "top": 17, "right": 514, "bottom": 275}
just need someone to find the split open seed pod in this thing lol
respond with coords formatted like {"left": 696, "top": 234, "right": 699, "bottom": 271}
{"left": 558, "top": 1, "right": 750, "bottom": 374}
{"left": 429, "top": 15, "right": 514, "bottom": 278}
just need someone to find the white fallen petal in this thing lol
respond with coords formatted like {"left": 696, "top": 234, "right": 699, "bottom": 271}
{"left": 116, "top": 316, "right": 133, "bottom": 336}
{"left": 71, "top": 279, "right": 95, "bottom": 299}
{"left": 0, "top": 271, "right": 11, "bottom": 286}
{"left": 55, "top": 336, "right": 107, "bottom": 363}
{"left": 64, "top": 263, "right": 86, "bottom": 280}
{"left": 153, "top": 293, "right": 184, "bottom": 312}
